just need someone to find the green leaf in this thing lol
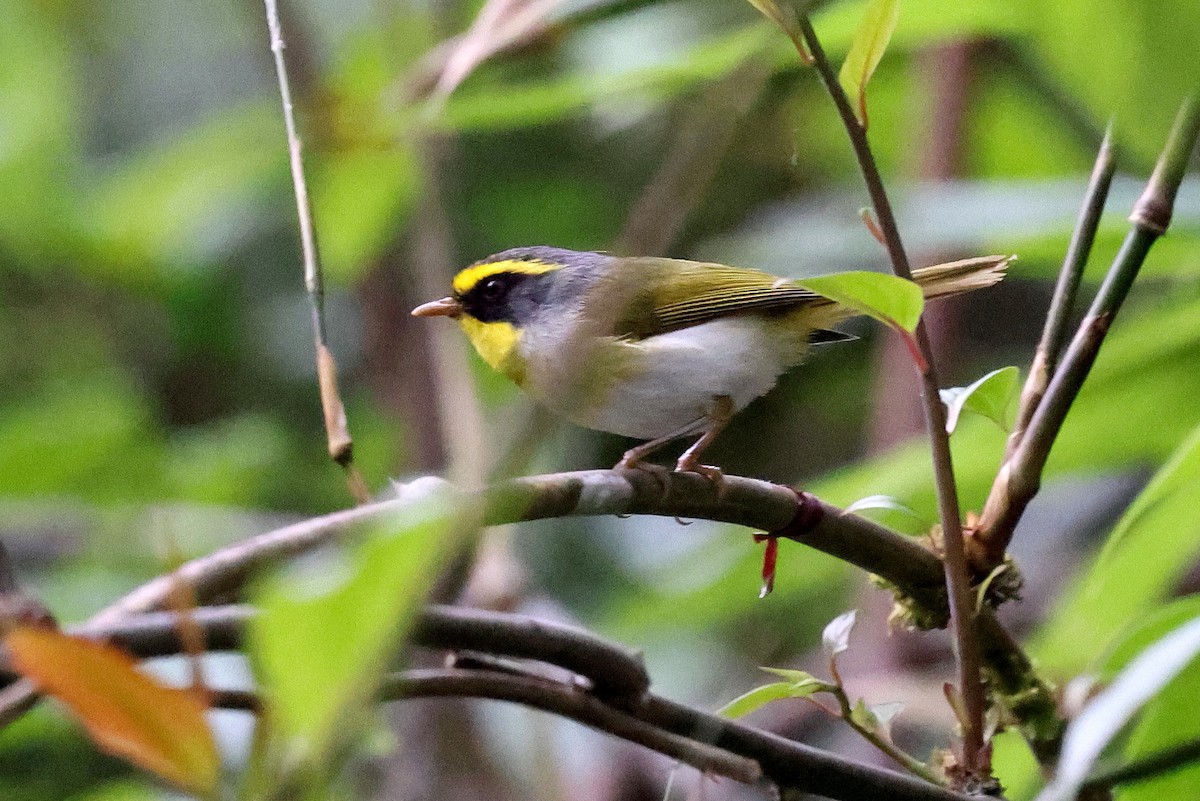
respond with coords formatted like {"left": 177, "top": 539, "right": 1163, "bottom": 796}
{"left": 759, "top": 667, "right": 821, "bottom": 687}
{"left": 1037, "top": 615, "right": 1200, "bottom": 801}
{"left": 869, "top": 701, "right": 903, "bottom": 741}
{"left": 1118, "top": 659, "right": 1200, "bottom": 801}
{"left": 796, "top": 271, "right": 924, "bottom": 332}
{"left": 249, "top": 486, "right": 464, "bottom": 767}
{"left": 719, "top": 682, "right": 800, "bottom": 718}
{"left": 1033, "top": 422, "right": 1200, "bottom": 675}
{"left": 84, "top": 104, "right": 284, "bottom": 279}
{"left": 1094, "top": 597, "right": 1200, "bottom": 801}
{"left": 1100, "top": 597, "right": 1200, "bottom": 678}
{"left": 990, "top": 729, "right": 1043, "bottom": 801}
{"left": 822, "top": 610, "right": 858, "bottom": 657}
{"left": 434, "top": 25, "right": 777, "bottom": 132}
{"left": 837, "top": 0, "right": 901, "bottom": 126}
{"left": 743, "top": 0, "right": 796, "bottom": 35}
{"left": 940, "top": 366, "right": 1020, "bottom": 434}
{"left": 720, "top": 671, "right": 830, "bottom": 718}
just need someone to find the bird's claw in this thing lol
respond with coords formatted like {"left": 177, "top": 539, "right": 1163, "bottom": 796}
{"left": 675, "top": 460, "right": 727, "bottom": 499}
{"left": 614, "top": 457, "right": 673, "bottom": 493}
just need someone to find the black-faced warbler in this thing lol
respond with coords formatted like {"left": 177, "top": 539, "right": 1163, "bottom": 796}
{"left": 413, "top": 247, "right": 1006, "bottom": 476}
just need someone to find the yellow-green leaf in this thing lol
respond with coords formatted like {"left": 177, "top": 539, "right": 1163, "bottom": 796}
{"left": 719, "top": 675, "right": 829, "bottom": 718}
{"left": 5, "top": 626, "right": 219, "bottom": 795}
{"left": 939, "top": 366, "right": 1020, "bottom": 434}
{"left": 838, "top": 0, "right": 901, "bottom": 126}
{"left": 743, "top": 0, "right": 795, "bottom": 37}
{"left": 796, "top": 271, "right": 924, "bottom": 332}
{"left": 719, "top": 682, "right": 800, "bottom": 718}
{"left": 250, "top": 488, "right": 462, "bottom": 767}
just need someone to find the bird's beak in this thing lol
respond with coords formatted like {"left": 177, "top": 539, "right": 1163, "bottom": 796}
{"left": 411, "top": 297, "right": 463, "bottom": 319}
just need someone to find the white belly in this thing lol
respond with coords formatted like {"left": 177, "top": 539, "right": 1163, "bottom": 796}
{"left": 544, "top": 318, "right": 796, "bottom": 440}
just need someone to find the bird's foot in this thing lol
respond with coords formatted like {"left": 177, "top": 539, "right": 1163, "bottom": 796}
{"left": 674, "top": 457, "right": 727, "bottom": 499}
{"left": 614, "top": 454, "right": 673, "bottom": 493}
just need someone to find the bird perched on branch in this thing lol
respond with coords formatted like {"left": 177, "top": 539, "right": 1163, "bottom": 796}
{"left": 414, "top": 246, "right": 1007, "bottom": 478}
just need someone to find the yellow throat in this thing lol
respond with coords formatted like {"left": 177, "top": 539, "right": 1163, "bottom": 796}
{"left": 459, "top": 316, "right": 525, "bottom": 384}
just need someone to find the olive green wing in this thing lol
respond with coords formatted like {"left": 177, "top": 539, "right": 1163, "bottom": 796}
{"left": 612, "top": 257, "right": 826, "bottom": 339}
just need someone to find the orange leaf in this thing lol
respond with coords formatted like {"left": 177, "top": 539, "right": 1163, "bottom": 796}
{"left": 6, "top": 626, "right": 219, "bottom": 795}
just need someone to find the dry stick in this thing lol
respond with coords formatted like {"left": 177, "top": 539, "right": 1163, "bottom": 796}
{"left": 264, "top": 0, "right": 369, "bottom": 504}
{"left": 795, "top": 17, "right": 986, "bottom": 774}
{"left": 976, "top": 99, "right": 1200, "bottom": 562}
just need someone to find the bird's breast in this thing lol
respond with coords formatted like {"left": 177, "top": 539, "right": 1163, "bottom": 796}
{"left": 524, "top": 317, "right": 805, "bottom": 440}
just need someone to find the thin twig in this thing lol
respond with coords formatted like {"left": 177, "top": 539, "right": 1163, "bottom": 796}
{"left": 972, "top": 128, "right": 1116, "bottom": 570}
{"left": 1082, "top": 735, "right": 1200, "bottom": 792}
{"left": 828, "top": 684, "right": 945, "bottom": 785}
{"left": 1004, "top": 127, "right": 1116, "bottom": 463}
{"left": 975, "top": 99, "right": 1200, "bottom": 565}
{"left": 263, "top": 0, "right": 369, "bottom": 504}
{"left": 795, "top": 16, "right": 986, "bottom": 775}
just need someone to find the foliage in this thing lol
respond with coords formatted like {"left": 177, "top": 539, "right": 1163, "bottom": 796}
{"left": 0, "top": 0, "right": 1198, "bottom": 799}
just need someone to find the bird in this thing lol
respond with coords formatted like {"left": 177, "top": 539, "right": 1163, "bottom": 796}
{"left": 413, "top": 246, "right": 1007, "bottom": 478}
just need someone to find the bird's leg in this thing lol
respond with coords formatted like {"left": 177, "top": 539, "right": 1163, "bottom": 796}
{"left": 675, "top": 395, "right": 734, "bottom": 487}
{"left": 615, "top": 417, "right": 707, "bottom": 477}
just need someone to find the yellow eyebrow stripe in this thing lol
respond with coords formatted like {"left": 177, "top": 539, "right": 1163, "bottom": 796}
{"left": 452, "top": 259, "right": 562, "bottom": 295}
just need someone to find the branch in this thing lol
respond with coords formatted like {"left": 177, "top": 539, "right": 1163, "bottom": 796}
{"left": 69, "top": 604, "right": 650, "bottom": 701}
{"left": 43, "top": 604, "right": 979, "bottom": 801}
{"left": 205, "top": 665, "right": 974, "bottom": 801}
{"left": 0, "top": 470, "right": 1053, "bottom": 756}
{"left": 263, "top": 0, "right": 369, "bottom": 503}
{"left": 84, "top": 471, "right": 945, "bottom": 627}
{"left": 795, "top": 16, "right": 986, "bottom": 774}
{"left": 975, "top": 99, "right": 1200, "bottom": 566}
{"left": 972, "top": 128, "right": 1116, "bottom": 570}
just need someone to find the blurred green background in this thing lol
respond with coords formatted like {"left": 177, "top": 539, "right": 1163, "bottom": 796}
{"left": 2, "top": 0, "right": 1200, "bottom": 798}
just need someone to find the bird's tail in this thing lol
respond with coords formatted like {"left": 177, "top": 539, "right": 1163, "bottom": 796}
{"left": 912, "top": 255, "right": 1013, "bottom": 299}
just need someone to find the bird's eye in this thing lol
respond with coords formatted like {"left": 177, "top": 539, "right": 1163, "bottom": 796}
{"left": 480, "top": 277, "right": 505, "bottom": 301}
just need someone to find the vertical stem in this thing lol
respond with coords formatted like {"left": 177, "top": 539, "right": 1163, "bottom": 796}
{"left": 264, "top": 0, "right": 369, "bottom": 503}
{"left": 1004, "top": 128, "right": 1115, "bottom": 464}
{"left": 975, "top": 100, "right": 1200, "bottom": 565}
{"left": 796, "top": 17, "right": 986, "bottom": 772}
